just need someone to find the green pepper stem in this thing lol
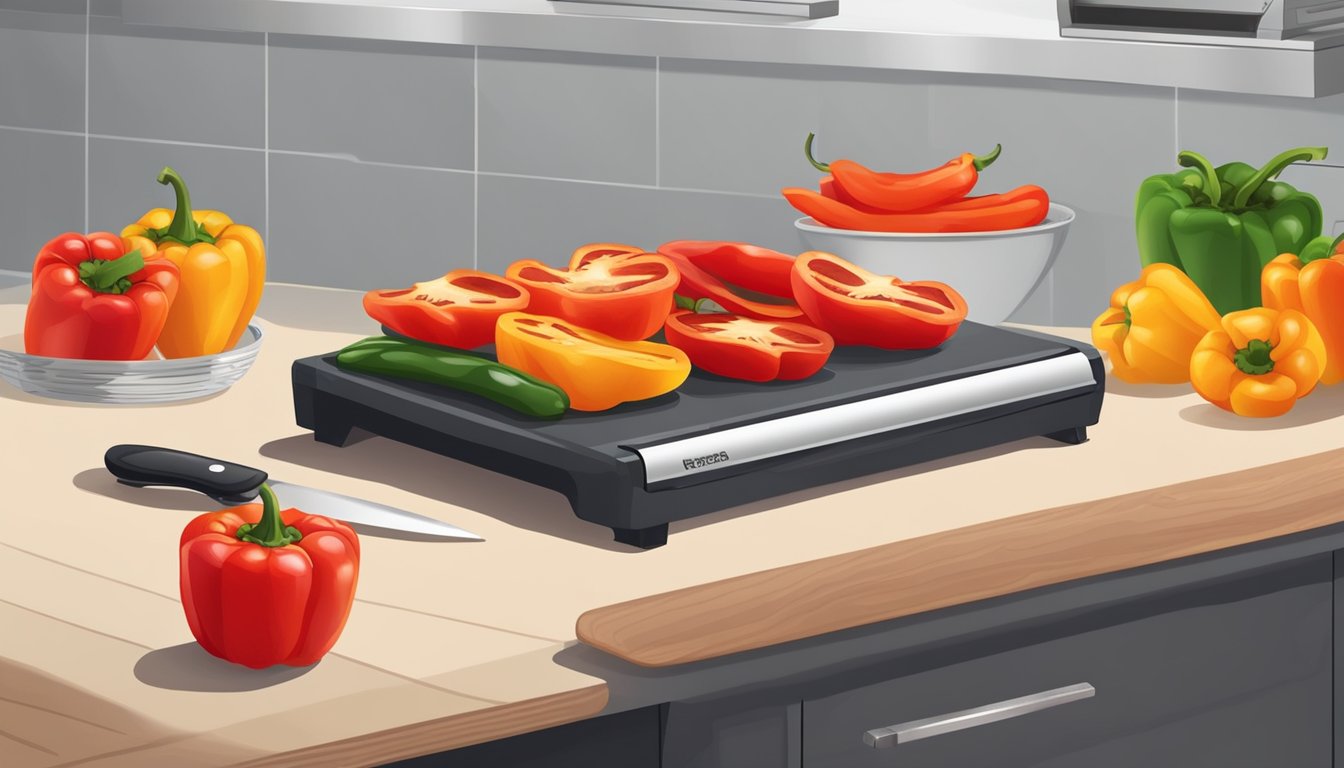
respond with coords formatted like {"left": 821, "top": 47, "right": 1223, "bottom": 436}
{"left": 1177, "top": 151, "right": 1222, "bottom": 208}
{"left": 1233, "top": 338, "right": 1276, "bottom": 376}
{"left": 1232, "top": 146, "right": 1328, "bottom": 210}
{"left": 79, "top": 250, "right": 145, "bottom": 294}
{"left": 804, "top": 133, "right": 830, "bottom": 173}
{"left": 235, "top": 483, "right": 303, "bottom": 548}
{"left": 156, "top": 166, "right": 215, "bottom": 247}
{"left": 971, "top": 144, "right": 1002, "bottom": 172}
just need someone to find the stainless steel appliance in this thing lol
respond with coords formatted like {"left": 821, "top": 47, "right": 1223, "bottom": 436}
{"left": 1058, "top": 0, "right": 1344, "bottom": 44}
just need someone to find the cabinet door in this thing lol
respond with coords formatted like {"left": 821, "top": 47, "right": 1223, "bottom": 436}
{"left": 803, "top": 556, "right": 1333, "bottom": 768}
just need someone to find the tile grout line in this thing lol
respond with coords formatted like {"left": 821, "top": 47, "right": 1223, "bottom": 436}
{"left": 474, "top": 45, "right": 480, "bottom": 270}
{"left": 84, "top": 0, "right": 90, "bottom": 232}
{"left": 264, "top": 32, "right": 270, "bottom": 247}
{"left": 655, "top": 55, "right": 661, "bottom": 187}
{"left": 1173, "top": 86, "right": 1179, "bottom": 162}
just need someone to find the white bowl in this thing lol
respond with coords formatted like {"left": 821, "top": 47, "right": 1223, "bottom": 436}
{"left": 0, "top": 325, "right": 264, "bottom": 404}
{"left": 794, "top": 203, "right": 1075, "bottom": 325}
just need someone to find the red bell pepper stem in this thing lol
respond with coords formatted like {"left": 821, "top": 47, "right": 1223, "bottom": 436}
{"left": 78, "top": 250, "right": 145, "bottom": 294}
{"left": 236, "top": 484, "right": 303, "bottom": 547}
{"left": 157, "top": 166, "right": 217, "bottom": 247}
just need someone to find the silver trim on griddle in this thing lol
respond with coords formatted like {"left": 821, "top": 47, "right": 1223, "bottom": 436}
{"left": 631, "top": 352, "right": 1097, "bottom": 486}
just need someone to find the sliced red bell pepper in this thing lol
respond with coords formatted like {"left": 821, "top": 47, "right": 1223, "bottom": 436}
{"left": 505, "top": 249, "right": 678, "bottom": 341}
{"left": 656, "top": 241, "right": 806, "bottom": 321}
{"left": 790, "top": 252, "right": 968, "bottom": 349}
{"left": 663, "top": 310, "right": 834, "bottom": 382}
{"left": 179, "top": 484, "right": 360, "bottom": 669}
{"left": 363, "top": 270, "right": 531, "bottom": 350}
{"left": 25, "top": 232, "right": 180, "bottom": 360}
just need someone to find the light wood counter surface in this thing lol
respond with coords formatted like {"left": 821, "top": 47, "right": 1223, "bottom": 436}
{"left": 6, "top": 279, "right": 1344, "bottom": 767}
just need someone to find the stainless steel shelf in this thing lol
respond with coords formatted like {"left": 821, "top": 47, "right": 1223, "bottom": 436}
{"left": 118, "top": 0, "right": 1344, "bottom": 97}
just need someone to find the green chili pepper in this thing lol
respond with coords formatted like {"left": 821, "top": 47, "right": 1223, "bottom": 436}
{"left": 335, "top": 336, "right": 569, "bottom": 419}
{"left": 1135, "top": 146, "right": 1327, "bottom": 315}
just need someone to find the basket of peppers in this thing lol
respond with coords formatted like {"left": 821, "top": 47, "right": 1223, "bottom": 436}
{"left": 1094, "top": 145, "right": 1344, "bottom": 418}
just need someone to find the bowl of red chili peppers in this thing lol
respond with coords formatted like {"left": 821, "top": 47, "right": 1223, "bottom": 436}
{"left": 784, "top": 135, "right": 1073, "bottom": 324}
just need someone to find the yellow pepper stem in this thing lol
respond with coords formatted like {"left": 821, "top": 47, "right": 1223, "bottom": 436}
{"left": 155, "top": 166, "right": 217, "bottom": 247}
{"left": 1234, "top": 338, "right": 1275, "bottom": 375}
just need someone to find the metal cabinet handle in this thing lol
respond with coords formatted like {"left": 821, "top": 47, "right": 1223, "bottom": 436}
{"left": 863, "top": 682, "right": 1096, "bottom": 748}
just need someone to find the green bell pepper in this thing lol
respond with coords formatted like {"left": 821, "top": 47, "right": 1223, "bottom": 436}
{"left": 1135, "top": 146, "right": 1327, "bottom": 315}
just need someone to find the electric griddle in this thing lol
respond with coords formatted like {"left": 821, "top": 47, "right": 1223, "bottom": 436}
{"left": 291, "top": 323, "right": 1105, "bottom": 549}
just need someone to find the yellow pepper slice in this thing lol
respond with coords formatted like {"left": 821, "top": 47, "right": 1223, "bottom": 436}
{"left": 495, "top": 312, "right": 690, "bottom": 411}
{"left": 1090, "top": 263, "right": 1222, "bottom": 384}
{"left": 121, "top": 167, "right": 265, "bottom": 358}
{"left": 1190, "top": 307, "right": 1326, "bottom": 418}
{"left": 1262, "top": 251, "right": 1344, "bottom": 385}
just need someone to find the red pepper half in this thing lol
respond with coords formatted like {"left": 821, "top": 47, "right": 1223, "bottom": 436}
{"left": 25, "top": 232, "right": 180, "bottom": 360}
{"left": 179, "top": 484, "right": 360, "bottom": 669}
{"left": 663, "top": 310, "right": 834, "bottom": 382}
{"left": 804, "top": 133, "right": 1001, "bottom": 213}
{"left": 791, "top": 252, "right": 968, "bottom": 349}
{"left": 656, "top": 241, "right": 806, "bottom": 321}
{"left": 506, "top": 249, "right": 678, "bottom": 341}
{"left": 363, "top": 270, "right": 531, "bottom": 350}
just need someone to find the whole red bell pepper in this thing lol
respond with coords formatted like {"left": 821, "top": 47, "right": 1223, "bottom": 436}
{"left": 179, "top": 484, "right": 360, "bottom": 669}
{"left": 25, "top": 232, "right": 180, "bottom": 360}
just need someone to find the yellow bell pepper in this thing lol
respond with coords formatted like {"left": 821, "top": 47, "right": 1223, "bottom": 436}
{"left": 1261, "top": 251, "right": 1344, "bottom": 385}
{"left": 121, "top": 167, "right": 265, "bottom": 358}
{"left": 1090, "top": 263, "right": 1222, "bottom": 384}
{"left": 1190, "top": 307, "right": 1325, "bottom": 418}
{"left": 495, "top": 312, "right": 690, "bottom": 411}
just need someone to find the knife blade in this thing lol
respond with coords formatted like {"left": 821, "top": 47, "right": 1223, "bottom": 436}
{"left": 103, "top": 444, "right": 483, "bottom": 542}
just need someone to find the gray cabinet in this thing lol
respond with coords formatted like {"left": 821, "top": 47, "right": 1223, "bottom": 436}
{"left": 802, "top": 556, "right": 1334, "bottom": 767}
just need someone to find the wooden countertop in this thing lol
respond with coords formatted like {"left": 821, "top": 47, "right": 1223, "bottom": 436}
{"left": 7, "top": 279, "right": 1344, "bottom": 767}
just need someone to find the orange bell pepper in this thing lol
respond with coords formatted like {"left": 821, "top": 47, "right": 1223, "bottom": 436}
{"left": 1091, "top": 263, "right": 1222, "bottom": 384}
{"left": 1261, "top": 251, "right": 1344, "bottom": 385}
{"left": 1190, "top": 308, "right": 1326, "bottom": 418}
{"left": 494, "top": 312, "right": 690, "bottom": 411}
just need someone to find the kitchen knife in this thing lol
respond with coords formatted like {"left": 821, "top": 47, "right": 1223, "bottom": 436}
{"left": 103, "top": 444, "right": 483, "bottom": 541}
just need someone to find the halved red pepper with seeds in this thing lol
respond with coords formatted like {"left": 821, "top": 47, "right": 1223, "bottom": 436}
{"left": 656, "top": 241, "right": 806, "bottom": 321}
{"left": 506, "top": 248, "right": 678, "bottom": 341}
{"left": 663, "top": 310, "right": 834, "bottom": 382}
{"left": 362, "top": 270, "right": 530, "bottom": 349}
{"left": 790, "top": 252, "right": 968, "bottom": 349}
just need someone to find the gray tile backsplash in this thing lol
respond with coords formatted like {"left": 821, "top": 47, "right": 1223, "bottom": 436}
{"left": 88, "top": 17, "right": 264, "bottom": 147}
{"left": 87, "top": 137, "right": 265, "bottom": 236}
{"left": 269, "top": 35, "right": 474, "bottom": 169}
{"left": 5, "top": 7, "right": 1338, "bottom": 327}
{"left": 1177, "top": 90, "right": 1344, "bottom": 170}
{"left": 478, "top": 47, "right": 656, "bottom": 185}
{"left": 0, "top": 128, "right": 84, "bottom": 271}
{"left": 477, "top": 175, "right": 801, "bottom": 274}
{"left": 268, "top": 153, "right": 474, "bottom": 290}
{"left": 659, "top": 60, "right": 934, "bottom": 196}
{"left": 0, "top": 9, "right": 85, "bottom": 132}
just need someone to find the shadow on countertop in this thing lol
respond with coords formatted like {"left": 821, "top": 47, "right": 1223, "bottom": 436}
{"left": 255, "top": 430, "right": 1069, "bottom": 548}
{"left": 135, "top": 643, "right": 313, "bottom": 691}
{"left": 1179, "top": 384, "right": 1344, "bottom": 430}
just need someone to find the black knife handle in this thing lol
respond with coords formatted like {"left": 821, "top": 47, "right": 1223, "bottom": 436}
{"left": 104, "top": 444, "right": 268, "bottom": 500}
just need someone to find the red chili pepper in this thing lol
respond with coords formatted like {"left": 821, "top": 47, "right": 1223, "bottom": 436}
{"left": 363, "top": 270, "right": 531, "bottom": 349}
{"left": 25, "top": 232, "right": 180, "bottom": 360}
{"left": 783, "top": 186, "right": 1049, "bottom": 233}
{"left": 506, "top": 246, "right": 679, "bottom": 341}
{"left": 663, "top": 310, "right": 834, "bottom": 382}
{"left": 804, "top": 133, "right": 1001, "bottom": 213}
{"left": 179, "top": 484, "right": 360, "bottom": 669}
{"left": 790, "top": 252, "right": 968, "bottom": 349}
{"left": 655, "top": 241, "right": 806, "bottom": 321}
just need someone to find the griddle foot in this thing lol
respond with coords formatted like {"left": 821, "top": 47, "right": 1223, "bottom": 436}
{"left": 613, "top": 525, "right": 668, "bottom": 550}
{"left": 1045, "top": 426, "right": 1088, "bottom": 445}
{"left": 313, "top": 420, "right": 355, "bottom": 447}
